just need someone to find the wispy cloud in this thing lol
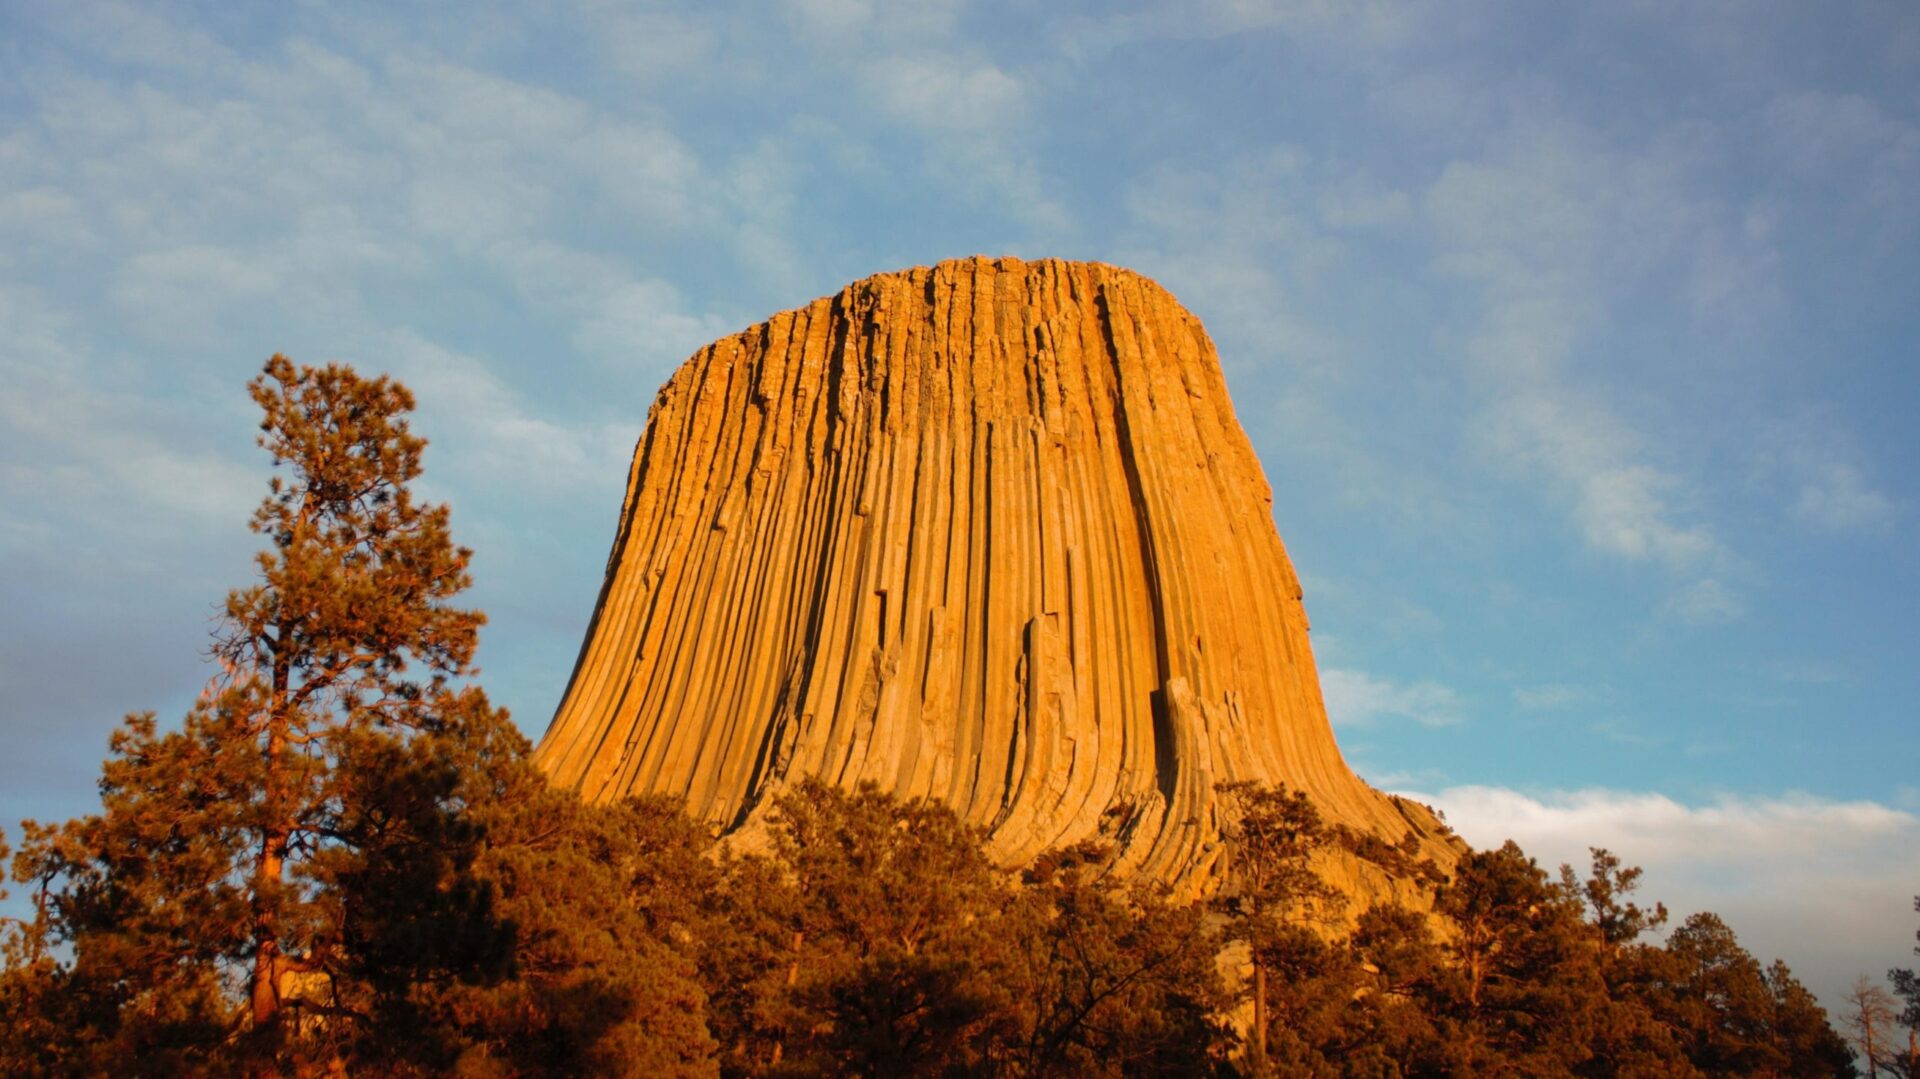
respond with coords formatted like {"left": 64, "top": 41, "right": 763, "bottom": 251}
{"left": 1119, "top": 150, "right": 1342, "bottom": 367}
{"left": 0, "top": 286, "right": 258, "bottom": 535}
{"left": 584, "top": 5, "right": 721, "bottom": 82}
{"left": 1793, "top": 462, "right": 1896, "bottom": 534}
{"left": 761, "top": 0, "right": 1065, "bottom": 233}
{"left": 857, "top": 51, "right": 1065, "bottom": 231}
{"left": 1419, "top": 120, "right": 1773, "bottom": 615}
{"left": 485, "top": 241, "right": 735, "bottom": 375}
{"left": 1750, "top": 413, "right": 1899, "bottom": 537}
{"left": 1586, "top": 720, "right": 1664, "bottom": 748}
{"left": 1426, "top": 784, "right": 1917, "bottom": 874}
{"left": 1315, "top": 173, "right": 1412, "bottom": 230}
{"left": 1050, "top": 0, "right": 1418, "bottom": 56}
{"left": 1418, "top": 784, "right": 1920, "bottom": 1003}
{"left": 1764, "top": 90, "right": 1920, "bottom": 229}
{"left": 1663, "top": 577, "right": 1744, "bottom": 627}
{"left": 384, "top": 331, "right": 641, "bottom": 498}
{"left": 1766, "top": 660, "right": 1852, "bottom": 687}
{"left": 1321, "top": 668, "right": 1463, "bottom": 728}
{"left": 26, "top": 0, "right": 237, "bottom": 73}
{"left": 1511, "top": 683, "right": 1594, "bottom": 711}
{"left": 1481, "top": 391, "right": 1720, "bottom": 568}
{"left": 865, "top": 54, "right": 1026, "bottom": 135}
{"left": 780, "top": 0, "right": 968, "bottom": 43}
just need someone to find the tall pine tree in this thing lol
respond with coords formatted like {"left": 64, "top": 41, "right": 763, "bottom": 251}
{"left": 6, "top": 356, "right": 515, "bottom": 1075}
{"left": 1213, "top": 780, "right": 1343, "bottom": 1070}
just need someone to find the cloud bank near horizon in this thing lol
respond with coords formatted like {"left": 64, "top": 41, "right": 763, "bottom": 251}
{"left": 1413, "top": 783, "right": 1920, "bottom": 1007}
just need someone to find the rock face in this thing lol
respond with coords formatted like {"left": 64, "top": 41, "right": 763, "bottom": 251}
{"left": 536, "top": 256, "right": 1453, "bottom": 892}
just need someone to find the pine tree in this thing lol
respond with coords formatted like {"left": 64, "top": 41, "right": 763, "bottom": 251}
{"left": 1339, "top": 903, "right": 1467, "bottom": 1078}
{"left": 1763, "top": 959, "right": 1858, "bottom": 1078}
{"left": 995, "top": 841, "right": 1230, "bottom": 1076}
{"left": 1663, "top": 911, "right": 1857, "bottom": 1078}
{"left": 5, "top": 356, "right": 512, "bottom": 1074}
{"left": 1435, "top": 840, "right": 1606, "bottom": 1073}
{"left": 706, "top": 779, "right": 1008, "bottom": 1076}
{"left": 1564, "top": 848, "right": 1696, "bottom": 1077}
{"left": 1213, "top": 780, "right": 1343, "bottom": 1071}
{"left": 384, "top": 717, "right": 718, "bottom": 1077}
{"left": 220, "top": 355, "right": 490, "bottom": 1033}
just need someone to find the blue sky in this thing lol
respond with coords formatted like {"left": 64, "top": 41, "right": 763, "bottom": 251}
{"left": 2, "top": 0, "right": 1915, "bottom": 1005}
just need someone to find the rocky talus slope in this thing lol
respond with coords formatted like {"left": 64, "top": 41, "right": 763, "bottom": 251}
{"left": 536, "top": 256, "right": 1456, "bottom": 898}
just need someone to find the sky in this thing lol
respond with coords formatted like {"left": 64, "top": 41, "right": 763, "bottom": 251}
{"left": 2, "top": 0, "right": 1916, "bottom": 1009}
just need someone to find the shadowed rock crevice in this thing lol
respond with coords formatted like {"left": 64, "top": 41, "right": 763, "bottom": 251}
{"left": 536, "top": 256, "right": 1454, "bottom": 897}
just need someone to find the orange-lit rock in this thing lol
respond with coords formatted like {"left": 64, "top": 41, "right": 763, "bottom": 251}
{"left": 536, "top": 256, "right": 1454, "bottom": 896}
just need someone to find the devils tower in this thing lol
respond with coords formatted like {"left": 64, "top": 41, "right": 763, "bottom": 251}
{"left": 536, "top": 256, "right": 1453, "bottom": 893}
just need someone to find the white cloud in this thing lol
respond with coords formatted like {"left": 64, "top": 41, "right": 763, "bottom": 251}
{"left": 1766, "top": 660, "right": 1851, "bottom": 687}
{"left": 1751, "top": 414, "right": 1898, "bottom": 538}
{"left": 1663, "top": 577, "right": 1744, "bottom": 626}
{"left": 479, "top": 240, "right": 734, "bottom": 375}
{"left": 1321, "top": 667, "right": 1463, "bottom": 728}
{"left": 113, "top": 245, "right": 283, "bottom": 345}
{"left": 576, "top": 279, "right": 737, "bottom": 375}
{"left": 761, "top": 0, "right": 1065, "bottom": 232}
{"left": 781, "top": 0, "right": 967, "bottom": 44}
{"left": 1119, "top": 150, "right": 1344, "bottom": 365}
{"left": 1417, "top": 785, "right": 1920, "bottom": 1004}
{"left": 0, "top": 11, "right": 750, "bottom": 545}
{"left": 1426, "top": 785, "right": 1916, "bottom": 875}
{"left": 0, "top": 186, "right": 92, "bottom": 248}
{"left": 1485, "top": 391, "right": 1718, "bottom": 568}
{"left": 865, "top": 54, "right": 1026, "bottom": 135}
{"left": 1685, "top": 205, "right": 1784, "bottom": 322}
{"left": 377, "top": 55, "right": 705, "bottom": 241}
{"left": 384, "top": 331, "right": 642, "bottom": 496}
{"left": 0, "top": 286, "right": 259, "bottom": 537}
{"left": 850, "top": 51, "right": 1066, "bottom": 232}
{"left": 586, "top": 6, "right": 720, "bottom": 81}
{"left": 2, "top": 25, "right": 734, "bottom": 359}
{"left": 1512, "top": 683, "right": 1592, "bottom": 711}
{"left": 784, "top": 0, "right": 874, "bottom": 37}
{"left": 1316, "top": 175, "right": 1411, "bottom": 230}
{"left": 715, "top": 134, "right": 812, "bottom": 294}
{"left": 1764, "top": 91, "right": 1920, "bottom": 225}
{"left": 1794, "top": 462, "right": 1895, "bottom": 534}
{"left": 1113, "top": 150, "right": 1488, "bottom": 539}
{"left": 1586, "top": 720, "right": 1664, "bottom": 748}
{"left": 1578, "top": 465, "right": 1717, "bottom": 566}
{"left": 1052, "top": 0, "right": 1418, "bottom": 56}
{"left": 1422, "top": 123, "right": 1773, "bottom": 607}
{"left": 28, "top": 0, "right": 236, "bottom": 73}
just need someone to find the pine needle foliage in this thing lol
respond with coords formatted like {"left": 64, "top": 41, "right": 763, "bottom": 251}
{"left": 4, "top": 356, "right": 512, "bottom": 1075}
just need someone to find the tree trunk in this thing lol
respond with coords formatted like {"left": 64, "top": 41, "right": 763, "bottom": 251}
{"left": 1253, "top": 958, "right": 1268, "bottom": 1064}
{"left": 250, "top": 735, "right": 288, "bottom": 1030}
{"left": 770, "top": 929, "right": 805, "bottom": 1068}
{"left": 250, "top": 643, "right": 292, "bottom": 1032}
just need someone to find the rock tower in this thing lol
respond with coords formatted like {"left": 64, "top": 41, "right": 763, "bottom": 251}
{"left": 536, "top": 256, "right": 1453, "bottom": 893}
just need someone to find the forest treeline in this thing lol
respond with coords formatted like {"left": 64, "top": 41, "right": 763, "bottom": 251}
{"left": 0, "top": 358, "right": 1908, "bottom": 1078}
